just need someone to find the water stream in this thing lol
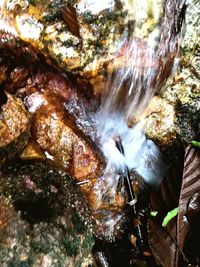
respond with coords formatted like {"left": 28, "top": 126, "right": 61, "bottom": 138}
{"left": 93, "top": 0, "right": 184, "bottom": 239}
{"left": 0, "top": 0, "right": 184, "bottom": 241}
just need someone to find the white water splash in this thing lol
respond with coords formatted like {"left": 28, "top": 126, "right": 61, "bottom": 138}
{"left": 96, "top": 111, "right": 167, "bottom": 188}
{"left": 0, "top": 0, "right": 183, "bottom": 241}
{"left": 95, "top": 0, "right": 182, "bottom": 184}
{"left": 92, "top": 1, "right": 183, "bottom": 239}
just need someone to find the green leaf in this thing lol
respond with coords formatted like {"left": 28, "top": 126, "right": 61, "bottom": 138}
{"left": 162, "top": 208, "right": 178, "bottom": 227}
{"left": 190, "top": 141, "right": 200, "bottom": 148}
{"left": 150, "top": 211, "right": 158, "bottom": 217}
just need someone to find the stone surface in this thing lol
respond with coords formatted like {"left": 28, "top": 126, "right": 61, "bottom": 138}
{"left": 0, "top": 161, "right": 95, "bottom": 267}
{"left": 145, "top": 0, "right": 200, "bottom": 146}
{"left": 0, "top": 93, "right": 30, "bottom": 167}
{"left": 162, "top": 0, "right": 200, "bottom": 143}
{"left": 144, "top": 96, "right": 177, "bottom": 147}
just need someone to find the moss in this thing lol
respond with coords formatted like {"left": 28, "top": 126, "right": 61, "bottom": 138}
{"left": 63, "top": 38, "right": 77, "bottom": 48}
{"left": 0, "top": 161, "right": 95, "bottom": 266}
{"left": 71, "top": 210, "right": 87, "bottom": 234}
{"left": 62, "top": 235, "right": 80, "bottom": 256}
{"left": 43, "top": 11, "right": 62, "bottom": 23}
{"left": 27, "top": 0, "right": 36, "bottom": 6}
{"left": 176, "top": 96, "right": 200, "bottom": 142}
{"left": 82, "top": 233, "right": 94, "bottom": 256}
{"left": 82, "top": 11, "right": 94, "bottom": 25}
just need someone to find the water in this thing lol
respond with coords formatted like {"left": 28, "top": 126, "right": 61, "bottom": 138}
{"left": 100, "top": 0, "right": 183, "bottom": 123}
{"left": 92, "top": 0, "right": 184, "bottom": 239}
{"left": 0, "top": 0, "right": 185, "bottom": 241}
{"left": 96, "top": 0, "right": 183, "bottom": 181}
{"left": 96, "top": 114, "right": 167, "bottom": 186}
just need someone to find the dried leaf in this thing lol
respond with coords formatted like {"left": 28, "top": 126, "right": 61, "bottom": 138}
{"left": 186, "top": 192, "right": 200, "bottom": 224}
{"left": 177, "top": 146, "right": 200, "bottom": 251}
{"left": 150, "top": 146, "right": 184, "bottom": 219}
{"left": 148, "top": 218, "right": 177, "bottom": 267}
{"left": 61, "top": 4, "right": 81, "bottom": 39}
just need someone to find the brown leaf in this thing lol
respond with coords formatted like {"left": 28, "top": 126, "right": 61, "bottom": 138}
{"left": 150, "top": 146, "right": 184, "bottom": 219}
{"left": 61, "top": 4, "right": 81, "bottom": 39}
{"left": 149, "top": 146, "right": 200, "bottom": 266}
{"left": 148, "top": 218, "right": 177, "bottom": 267}
{"left": 186, "top": 192, "right": 200, "bottom": 224}
{"left": 177, "top": 146, "right": 200, "bottom": 251}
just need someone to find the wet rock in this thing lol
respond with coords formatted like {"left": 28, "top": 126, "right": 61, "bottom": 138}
{"left": 0, "top": 64, "right": 8, "bottom": 84}
{"left": 164, "top": 0, "right": 200, "bottom": 142}
{"left": 3, "top": 63, "right": 128, "bottom": 242}
{"left": 0, "top": 161, "right": 95, "bottom": 267}
{"left": 176, "top": 95, "right": 200, "bottom": 142}
{"left": 3, "top": 65, "right": 30, "bottom": 92}
{"left": 19, "top": 139, "right": 46, "bottom": 161}
{"left": 0, "top": 93, "right": 30, "bottom": 167}
{"left": 145, "top": 0, "right": 200, "bottom": 146}
{"left": 1, "top": 63, "right": 105, "bottom": 182}
{"left": 5, "top": 64, "right": 105, "bottom": 183}
{"left": 144, "top": 96, "right": 178, "bottom": 147}
{"left": 1, "top": 0, "right": 177, "bottom": 96}
{"left": 0, "top": 0, "right": 129, "bottom": 93}
{"left": 33, "top": 99, "right": 104, "bottom": 182}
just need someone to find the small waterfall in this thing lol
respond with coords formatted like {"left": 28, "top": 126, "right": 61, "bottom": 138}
{"left": 0, "top": 0, "right": 185, "bottom": 241}
{"left": 92, "top": 0, "right": 184, "bottom": 240}
{"left": 100, "top": 0, "right": 182, "bottom": 123}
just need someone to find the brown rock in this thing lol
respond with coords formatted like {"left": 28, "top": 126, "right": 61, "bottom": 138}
{"left": 0, "top": 93, "right": 30, "bottom": 167}
{"left": 19, "top": 139, "right": 45, "bottom": 161}
{"left": 144, "top": 96, "right": 177, "bottom": 147}
{"left": 33, "top": 102, "right": 104, "bottom": 181}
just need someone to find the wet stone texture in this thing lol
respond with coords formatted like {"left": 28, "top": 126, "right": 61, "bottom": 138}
{"left": 0, "top": 94, "right": 30, "bottom": 167}
{"left": 145, "top": 0, "right": 200, "bottom": 147}
{"left": 0, "top": 161, "right": 95, "bottom": 267}
{"left": 144, "top": 96, "right": 178, "bottom": 147}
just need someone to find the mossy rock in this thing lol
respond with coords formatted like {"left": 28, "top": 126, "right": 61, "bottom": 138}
{"left": 0, "top": 161, "right": 95, "bottom": 267}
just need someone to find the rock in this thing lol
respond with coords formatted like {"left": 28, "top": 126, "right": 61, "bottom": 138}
{"left": 162, "top": 0, "right": 200, "bottom": 143}
{"left": 145, "top": 0, "right": 200, "bottom": 146}
{"left": 0, "top": 0, "right": 178, "bottom": 95}
{"left": 2, "top": 63, "right": 105, "bottom": 183}
{"left": 0, "top": 65, "right": 8, "bottom": 84}
{"left": 3, "top": 65, "right": 30, "bottom": 92}
{"left": 0, "top": 93, "right": 30, "bottom": 167}
{"left": 2, "top": 62, "right": 128, "bottom": 242}
{"left": 33, "top": 99, "right": 104, "bottom": 182}
{"left": 0, "top": 161, "right": 95, "bottom": 267}
{"left": 176, "top": 94, "right": 200, "bottom": 142}
{"left": 19, "top": 140, "right": 46, "bottom": 161}
{"left": 23, "top": 87, "right": 105, "bottom": 183}
{"left": 144, "top": 96, "right": 177, "bottom": 147}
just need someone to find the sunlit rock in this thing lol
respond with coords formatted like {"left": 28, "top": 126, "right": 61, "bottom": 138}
{"left": 144, "top": 0, "right": 200, "bottom": 146}
{"left": 162, "top": 0, "right": 200, "bottom": 143}
{"left": 144, "top": 96, "right": 177, "bottom": 147}
{"left": 0, "top": 93, "right": 30, "bottom": 167}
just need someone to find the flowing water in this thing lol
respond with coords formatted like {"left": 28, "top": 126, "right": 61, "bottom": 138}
{"left": 0, "top": 0, "right": 184, "bottom": 241}
{"left": 93, "top": 0, "right": 184, "bottom": 239}
{"left": 96, "top": 0, "right": 182, "bottom": 181}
